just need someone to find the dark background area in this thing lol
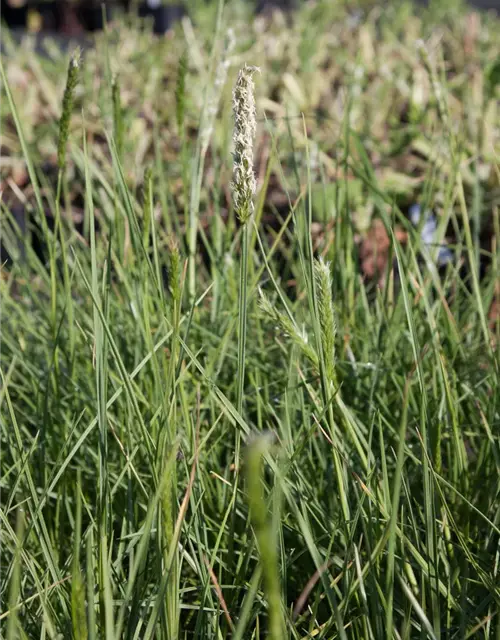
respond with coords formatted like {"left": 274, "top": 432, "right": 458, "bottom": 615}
{"left": 1, "top": 0, "right": 499, "bottom": 37}
{"left": 459, "top": 0, "right": 499, "bottom": 6}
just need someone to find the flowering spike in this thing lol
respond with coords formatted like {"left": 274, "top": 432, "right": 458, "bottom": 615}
{"left": 231, "top": 64, "right": 259, "bottom": 224}
{"left": 57, "top": 48, "right": 81, "bottom": 170}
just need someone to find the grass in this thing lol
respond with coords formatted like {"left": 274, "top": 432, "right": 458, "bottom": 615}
{"left": 1, "top": 0, "right": 499, "bottom": 637}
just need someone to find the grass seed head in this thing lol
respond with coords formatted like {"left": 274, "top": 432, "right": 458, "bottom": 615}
{"left": 112, "top": 74, "right": 124, "bottom": 158}
{"left": 231, "top": 64, "right": 259, "bottom": 224}
{"left": 57, "top": 48, "right": 81, "bottom": 170}
{"left": 314, "top": 257, "right": 337, "bottom": 386}
{"left": 175, "top": 50, "right": 188, "bottom": 135}
{"left": 168, "top": 236, "right": 182, "bottom": 304}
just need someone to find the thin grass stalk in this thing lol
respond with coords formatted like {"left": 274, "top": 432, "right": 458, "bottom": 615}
{"left": 86, "top": 528, "right": 96, "bottom": 640}
{"left": 112, "top": 75, "right": 124, "bottom": 162}
{"left": 6, "top": 509, "right": 25, "bottom": 640}
{"left": 236, "top": 225, "right": 249, "bottom": 418}
{"left": 142, "top": 168, "right": 153, "bottom": 249}
{"left": 232, "top": 63, "right": 259, "bottom": 419}
{"left": 224, "top": 63, "right": 259, "bottom": 606}
{"left": 302, "top": 121, "right": 350, "bottom": 523}
{"left": 246, "top": 436, "right": 285, "bottom": 640}
{"left": 71, "top": 472, "right": 88, "bottom": 640}
{"left": 161, "top": 238, "right": 182, "bottom": 639}
{"left": 55, "top": 49, "right": 80, "bottom": 371}
{"left": 385, "top": 380, "right": 410, "bottom": 638}
{"left": 84, "top": 128, "right": 114, "bottom": 638}
{"left": 54, "top": 171, "right": 75, "bottom": 366}
{"left": 176, "top": 50, "right": 189, "bottom": 240}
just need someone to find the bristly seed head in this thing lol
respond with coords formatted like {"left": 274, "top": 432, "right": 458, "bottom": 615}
{"left": 168, "top": 236, "right": 182, "bottom": 305}
{"left": 57, "top": 48, "right": 81, "bottom": 170}
{"left": 112, "top": 74, "right": 124, "bottom": 158}
{"left": 314, "top": 257, "right": 337, "bottom": 386}
{"left": 231, "top": 64, "right": 259, "bottom": 224}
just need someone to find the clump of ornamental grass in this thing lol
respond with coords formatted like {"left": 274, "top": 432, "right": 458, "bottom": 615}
{"left": 2, "top": 5, "right": 499, "bottom": 638}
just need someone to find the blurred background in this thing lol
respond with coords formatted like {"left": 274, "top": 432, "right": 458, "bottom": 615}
{"left": 1, "top": 0, "right": 499, "bottom": 37}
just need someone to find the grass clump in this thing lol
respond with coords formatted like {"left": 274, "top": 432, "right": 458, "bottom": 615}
{"left": 1, "top": 1, "right": 499, "bottom": 638}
